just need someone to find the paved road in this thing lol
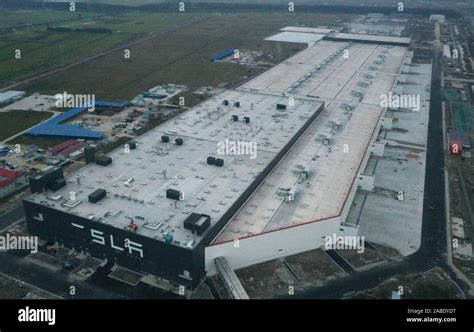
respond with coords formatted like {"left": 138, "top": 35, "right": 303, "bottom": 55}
{"left": 0, "top": 251, "right": 125, "bottom": 299}
{"left": 0, "top": 249, "right": 182, "bottom": 299}
{"left": 0, "top": 204, "right": 180, "bottom": 299}
{"left": 0, "top": 205, "right": 25, "bottom": 232}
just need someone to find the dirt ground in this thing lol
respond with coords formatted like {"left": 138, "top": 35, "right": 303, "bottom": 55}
{"left": 350, "top": 267, "right": 465, "bottom": 299}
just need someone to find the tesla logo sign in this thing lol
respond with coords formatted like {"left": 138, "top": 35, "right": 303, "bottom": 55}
{"left": 90, "top": 229, "right": 144, "bottom": 258}
{"left": 69, "top": 221, "right": 144, "bottom": 258}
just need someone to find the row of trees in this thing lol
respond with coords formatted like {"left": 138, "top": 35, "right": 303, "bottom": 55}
{"left": 46, "top": 26, "right": 113, "bottom": 34}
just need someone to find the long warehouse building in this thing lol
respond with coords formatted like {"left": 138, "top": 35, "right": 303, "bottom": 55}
{"left": 24, "top": 30, "right": 424, "bottom": 291}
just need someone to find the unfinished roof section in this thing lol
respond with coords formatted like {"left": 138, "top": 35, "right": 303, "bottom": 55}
{"left": 215, "top": 40, "right": 408, "bottom": 243}
{"left": 354, "top": 60, "right": 433, "bottom": 255}
{"left": 265, "top": 32, "right": 325, "bottom": 44}
{"left": 241, "top": 41, "right": 406, "bottom": 102}
{"left": 280, "top": 26, "right": 340, "bottom": 34}
{"left": 25, "top": 90, "right": 324, "bottom": 249}
{"left": 324, "top": 32, "right": 411, "bottom": 46}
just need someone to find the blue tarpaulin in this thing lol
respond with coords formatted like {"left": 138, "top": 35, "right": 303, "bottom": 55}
{"left": 211, "top": 48, "right": 236, "bottom": 62}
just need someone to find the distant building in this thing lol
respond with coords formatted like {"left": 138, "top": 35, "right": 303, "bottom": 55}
{"left": 48, "top": 140, "right": 87, "bottom": 159}
{"left": 0, "top": 91, "right": 25, "bottom": 105}
{"left": 391, "top": 291, "right": 401, "bottom": 300}
{"left": 443, "top": 44, "right": 451, "bottom": 58}
{"left": 448, "top": 129, "right": 471, "bottom": 158}
{"left": 0, "top": 146, "right": 11, "bottom": 156}
{"left": 211, "top": 48, "right": 236, "bottom": 62}
{"left": 430, "top": 15, "right": 446, "bottom": 23}
{"left": 0, "top": 168, "right": 27, "bottom": 199}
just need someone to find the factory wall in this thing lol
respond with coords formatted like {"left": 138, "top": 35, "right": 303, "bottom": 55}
{"left": 205, "top": 216, "right": 347, "bottom": 275}
{"left": 322, "top": 36, "right": 410, "bottom": 47}
{"left": 24, "top": 200, "right": 205, "bottom": 289}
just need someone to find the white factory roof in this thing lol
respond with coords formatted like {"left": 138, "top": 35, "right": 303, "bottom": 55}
{"left": 265, "top": 31, "right": 325, "bottom": 44}
{"left": 280, "top": 26, "right": 339, "bottom": 34}
{"left": 25, "top": 28, "right": 417, "bottom": 251}
{"left": 214, "top": 40, "right": 408, "bottom": 243}
{"left": 25, "top": 90, "right": 323, "bottom": 249}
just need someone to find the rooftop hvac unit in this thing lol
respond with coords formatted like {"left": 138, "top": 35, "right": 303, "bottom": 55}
{"left": 276, "top": 103, "right": 287, "bottom": 110}
{"left": 175, "top": 138, "right": 184, "bottom": 146}
{"left": 215, "top": 158, "right": 224, "bottom": 167}
{"left": 243, "top": 116, "right": 250, "bottom": 124}
{"left": 207, "top": 156, "right": 216, "bottom": 165}
{"left": 48, "top": 177, "right": 66, "bottom": 191}
{"left": 232, "top": 115, "right": 239, "bottom": 122}
{"left": 95, "top": 155, "right": 112, "bottom": 166}
{"left": 166, "top": 188, "right": 184, "bottom": 200}
{"left": 88, "top": 188, "right": 106, "bottom": 203}
{"left": 286, "top": 191, "right": 295, "bottom": 202}
{"left": 84, "top": 146, "right": 95, "bottom": 164}
{"left": 183, "top": 213, "right": 211, "bottom": 235}
{"left": 277, "top": 187, "right": 295, "bottom": 202}
{"left": 301, "top": 168, "right": 310, "bottom": 178}
{"left": 183, "top": 212, "right": 200, "bottom": 230}
{"left": 277, "top": 187, "right": 291, "bottom": 195}
{"left": 323, "top": 136, "right": 331, "bottom": 145}
{"left": 161, "top": 135, "right": 170, "bottom": 143}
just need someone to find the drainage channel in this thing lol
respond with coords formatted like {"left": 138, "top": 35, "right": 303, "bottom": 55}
{"left": 282, "top": 260, "right": 303, "bottom": 282}
{"left": 325, "top": 250, "right": 355, "bottom": 273}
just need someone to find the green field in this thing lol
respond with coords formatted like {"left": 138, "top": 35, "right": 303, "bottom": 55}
{"left": 2, "top": 10, "right": 353, "bottom": 149}
{"left": 0, "top": 110, "right": 53, "bottom": 141}
{"left": 0, "top": 10, "right": 205, "bottom": 83}
{"left": 451, "top": 102, "right": 472, "bottom": 133}
{"left": 0, "top": 10, "right": 99, "bottom": 30}
{"left": 17, "top": 12, "right": 353, "bottom": 101}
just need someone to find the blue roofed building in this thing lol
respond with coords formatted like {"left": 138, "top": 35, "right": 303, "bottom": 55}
{"left": 25, "top": 100, "right": 128, "bottom": 140}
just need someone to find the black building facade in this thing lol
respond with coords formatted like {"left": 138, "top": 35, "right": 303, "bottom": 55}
{"left": 24, "top": 200, "right": 204, "bottom": 289}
